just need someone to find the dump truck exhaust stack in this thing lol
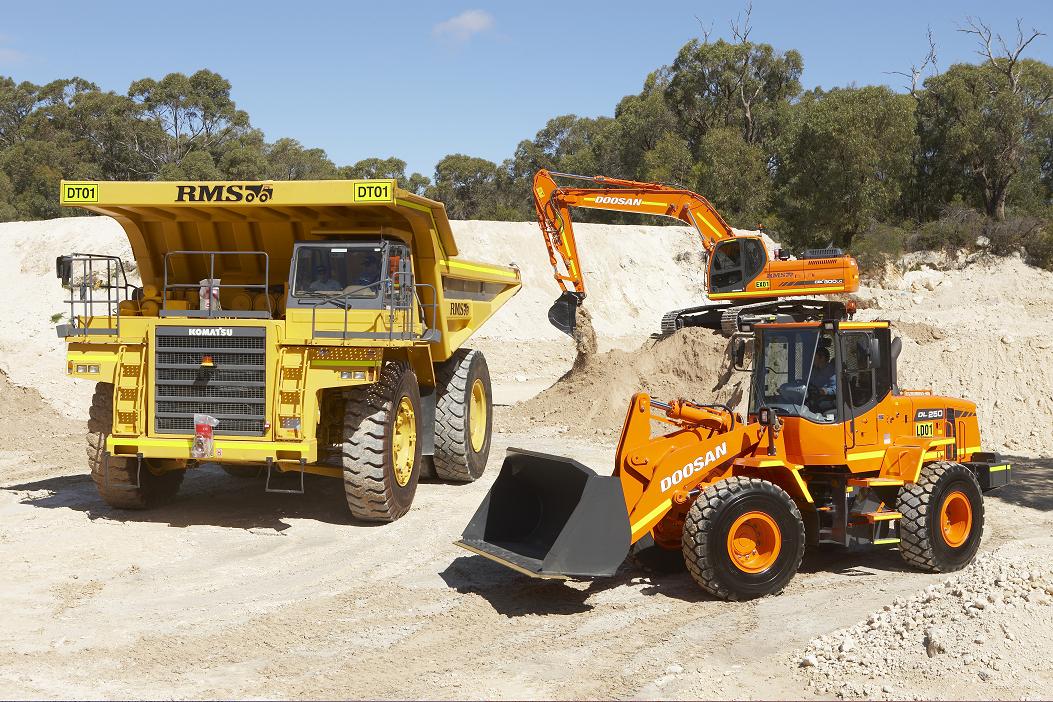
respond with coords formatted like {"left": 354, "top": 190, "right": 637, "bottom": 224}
{"left": 456, "top": 448, "right": 631, "bottom": 578}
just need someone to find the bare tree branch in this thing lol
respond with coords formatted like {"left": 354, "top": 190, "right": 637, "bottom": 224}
{"left": 730, "top": 1, "right": 753, "bottom": 44}
{"left": 890, "top": 26, "right": 938, "bottom": 96}
{"left": 694, "top": 14, "right": 713, "bottom": 43}
{"left": 959, "top": 16, "right": 1045, "bottom": 92}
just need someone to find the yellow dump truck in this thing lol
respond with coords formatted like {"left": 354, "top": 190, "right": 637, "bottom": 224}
{"left": 56, "top": 179, "right": 520, "bottom": 521}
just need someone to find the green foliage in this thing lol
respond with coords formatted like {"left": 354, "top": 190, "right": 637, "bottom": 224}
{"left": 851, "top": 223, "right": 907, "bottom": 275}
{"left": 774, "top": 86, "right": 917, "bottom": 249}
{"left": 694, "top": 126, "right": 771, "bottom": 228}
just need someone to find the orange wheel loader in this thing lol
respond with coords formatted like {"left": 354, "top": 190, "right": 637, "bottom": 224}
{"left": 457, "top": 319, "right": 1010, "bottom": 599}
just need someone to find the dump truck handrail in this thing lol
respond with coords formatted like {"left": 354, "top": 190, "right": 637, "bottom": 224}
{"left": 57, "top": 253, "right": 135, "bottom": 337}
{"left": 161, "top": 250, "right": 272, "bottom": 319}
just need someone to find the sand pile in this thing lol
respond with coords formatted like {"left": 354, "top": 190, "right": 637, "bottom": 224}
{"left": 510, "top": 328, "right": 750, "bottom": 435}
{"left": 795, "top": 550, "right": 1053, "bottom": 700}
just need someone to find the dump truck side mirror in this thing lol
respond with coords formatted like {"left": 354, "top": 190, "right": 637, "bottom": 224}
{"left": 56, "top": 256, "right": 73, "bottom": 287}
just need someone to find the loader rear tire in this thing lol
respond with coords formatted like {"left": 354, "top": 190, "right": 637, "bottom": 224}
{"left": 682, "top": 477, "right": 805, "bottom": 601}
{"left": 87, "top": 382, "right": 184, "bottom": 509}
{"left": 897, "top": 461, "right": 984, "bottom": 572}
{"left": 433, "top": 349, "right": 492, "bottom": 482}
{"left": 341, "top": 362, "right": 422, "bottom": 522}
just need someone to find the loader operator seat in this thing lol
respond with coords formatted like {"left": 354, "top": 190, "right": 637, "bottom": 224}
{"left": 806, "top": 340, "right": 837, "bottom": 417}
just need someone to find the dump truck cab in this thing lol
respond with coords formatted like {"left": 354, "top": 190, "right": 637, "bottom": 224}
{"left": 57, "top": 179, "right": 520, "bottom": 521}
{"left": 459, "top": 318, "right": 1009, "bottom": 600}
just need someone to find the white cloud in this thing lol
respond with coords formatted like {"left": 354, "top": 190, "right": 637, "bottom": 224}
{"left": 432, "top": 10, "right": 495, "bottom": 43}
{"left": 0, "top": 46, "right": 25, "bottom": 64}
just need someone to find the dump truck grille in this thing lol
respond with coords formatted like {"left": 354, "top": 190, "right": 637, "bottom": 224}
{"left": 154, "top": 327, "right": 267, "bottom": 436}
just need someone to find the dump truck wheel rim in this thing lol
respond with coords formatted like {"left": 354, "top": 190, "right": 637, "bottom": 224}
{"left": 939, "top": 490, "right": 972, "bottom": 548}
{"left": 727, "top": 511, "right": 781, "bottom": 573}
{"left": 392, "top": 397, "right": 416, "bottom": 487}
{"left": 469, "top": 378, "right": 487, "bottom": 453}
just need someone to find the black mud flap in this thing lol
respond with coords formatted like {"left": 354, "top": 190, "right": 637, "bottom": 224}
{"left": 547, "top": 292, "right": 581, "bottom": 337}
{"left": 456, "top": 448, "right": 631, "bottom": 578}
{"left": 968, "top": 452, "right": 1012, "bottom": 491}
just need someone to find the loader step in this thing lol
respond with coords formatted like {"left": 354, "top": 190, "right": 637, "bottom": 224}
{"left": 854, "top": 510, "right": 902, "bottom": 523}
{"left": 847, "top": 477, "right": 906, "bottom": 487}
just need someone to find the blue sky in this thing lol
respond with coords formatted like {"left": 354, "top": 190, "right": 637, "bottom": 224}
{"left": 2, "top": 1, "right": 1051, "bottom": 176}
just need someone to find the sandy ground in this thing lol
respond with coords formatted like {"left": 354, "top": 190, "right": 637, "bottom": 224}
{"left": 0, "top": 217, "right": 1051, "bottom": 699}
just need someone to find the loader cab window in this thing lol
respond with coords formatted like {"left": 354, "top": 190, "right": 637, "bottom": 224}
{"left": 750, "top": 327, "right": 838, "bottom": 424}
{"left": 291, "top": 244, "right": 384, "bottom": 299}
{"left": 710, "top": 238, "right": 766, "bottom": 293}
{"left": 839, "top": 330, "right": 893, "bottom": 415}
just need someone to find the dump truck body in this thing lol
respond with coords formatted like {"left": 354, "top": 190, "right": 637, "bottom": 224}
{"left": 58, "top": 179, "right": 520, "bottom": 518}
{"left": 459, "top": 319, "right": 1008, "bottom": 596}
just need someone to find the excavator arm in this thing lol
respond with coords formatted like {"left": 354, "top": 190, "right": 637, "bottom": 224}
{"left": 534, "top": 169, "right": 736, "bottom": 301}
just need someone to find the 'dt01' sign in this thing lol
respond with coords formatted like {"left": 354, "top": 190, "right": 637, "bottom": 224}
{"left": 353, "top": 180, "right": 394, "bottom": 203}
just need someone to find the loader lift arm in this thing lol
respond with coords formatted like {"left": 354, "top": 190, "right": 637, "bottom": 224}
{"left": 533, "top": 169, "right": 860, "bottom": 336}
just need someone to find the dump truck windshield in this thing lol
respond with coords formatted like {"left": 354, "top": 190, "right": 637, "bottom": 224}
{"left": 751, "top": 327, "right": 838, "bottom": 423}
{"left": 292, "top": 245, "right": 383, "bottom": 298}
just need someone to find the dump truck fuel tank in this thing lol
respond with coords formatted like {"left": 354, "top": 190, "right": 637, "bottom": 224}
{"left": 456, "top": 448, "right": 631, "bottom": 578}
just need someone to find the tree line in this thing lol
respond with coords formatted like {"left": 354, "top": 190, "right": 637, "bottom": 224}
{"left": 1, "top": 15, "right": 1050, "bottom": 270}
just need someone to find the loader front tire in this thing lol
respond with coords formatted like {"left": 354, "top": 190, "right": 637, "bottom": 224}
{"left": 682, "top": 477, "right": 805, "bottom": 601}
{"left": 341, "top": 362, "right": 422, "bottom": 522}
{"left": 433, "top": 349, "right": 492, "bottom": 482}
{"left": 897, "top": 461, "right": 984, "bottom": 572}
{"left": 87, "top": 382, "right": 184, "bottom": 509}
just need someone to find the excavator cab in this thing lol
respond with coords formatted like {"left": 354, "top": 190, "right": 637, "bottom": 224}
{"left": 709, "top": 237, "right": 767, "bottom": 294}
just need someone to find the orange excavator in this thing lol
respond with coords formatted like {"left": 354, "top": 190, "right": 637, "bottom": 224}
{"left": 457, "top": 318, "right": 1010, "bottom": 599}
{"left": 533, "top": 169, "right": 861, "bottom": 336}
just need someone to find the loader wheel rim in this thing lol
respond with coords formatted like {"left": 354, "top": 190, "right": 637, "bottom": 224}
{"left": 727, "top": 511, "right": 781, "bottom": 573}
{"left": 939, "top": 490, "right": 972, "bottom": 548}
{"left": 391, "top": 397, "right": 416, "bottom": 487}
{"left": 469, "top": 378, "right": 487, "bottom": 453}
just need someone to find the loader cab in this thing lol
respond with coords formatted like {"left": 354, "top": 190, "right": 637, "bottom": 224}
{"left": 708, "top": 237, "right": 767, "bottom": 293}
{"left": 749, "top": 322, "right": 895, "bottom": 426}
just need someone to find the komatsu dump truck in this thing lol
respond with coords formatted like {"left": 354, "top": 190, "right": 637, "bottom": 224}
{"left": 56, "top": 179, "right": 520, "bottom": 521}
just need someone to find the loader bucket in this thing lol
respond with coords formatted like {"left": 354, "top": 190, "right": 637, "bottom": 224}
{"left": 456, "top": 448, "right": 631, "bottom": 578}
{"left": 547, "top": 291, "right": 580, "bottom": 337}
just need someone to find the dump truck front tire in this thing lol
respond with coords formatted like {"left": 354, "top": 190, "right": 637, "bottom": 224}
{"left": 898, "top": 461, "right": 984, "bottom": 572}
{"left": 682, "top": 476, "right": 805, "bottom": 601}
{"left": 433, "top": 349, "right": 492, "bottom": 482}
{"left": 341, "top": 362, "right": 422, "bottom": 522}
{"left": 87, "top": 382, "right": 184, "bottom": 509}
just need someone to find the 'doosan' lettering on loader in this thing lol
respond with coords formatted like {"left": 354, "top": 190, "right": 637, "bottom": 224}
{"left": 661, "top": 442, "right": 728, "bottom": 492}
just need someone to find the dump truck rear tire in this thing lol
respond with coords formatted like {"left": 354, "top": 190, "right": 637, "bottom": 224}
{"left": 433, "top": 349, "right": 492, "bottom": 482}
{"left": 87, "top": 382, "right": 184, "bottom": 509}
{"left": 682, "top": 476, "right": 805, "bottom": 601}
{"left": 897, "top": 461, "right": 984, "bottom": 572}
{"left": 341, "top": 362, "right": 422, "bottom": 522}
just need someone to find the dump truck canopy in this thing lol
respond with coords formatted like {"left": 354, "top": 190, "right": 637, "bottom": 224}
{"left": 58, "top": 179, "right": 511, "bottom": 289}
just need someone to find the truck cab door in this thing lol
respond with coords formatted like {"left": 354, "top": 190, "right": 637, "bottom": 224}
{"left": 708, "top": 238, "right": 767, "bottom": 294}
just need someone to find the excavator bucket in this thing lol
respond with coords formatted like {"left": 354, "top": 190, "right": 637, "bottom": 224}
{"left": 456, "top": 448, "right": 631, "bottom": 578}
{"left": 547, "top": 291, "right": 580, "bottom": 337}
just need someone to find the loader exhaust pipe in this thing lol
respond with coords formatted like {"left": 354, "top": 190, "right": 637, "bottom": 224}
{"left": 456, "top": 448, "right": 631, "bottom": 578}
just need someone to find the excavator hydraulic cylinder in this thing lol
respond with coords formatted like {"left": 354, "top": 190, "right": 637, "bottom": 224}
{"left": 457, "top": 448, "right": 631, "bottom": 577}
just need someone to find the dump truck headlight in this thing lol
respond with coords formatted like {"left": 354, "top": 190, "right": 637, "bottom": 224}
{"left": 340, "top": 370, "right": 368, "bottom": 380}
{"left": 88, "top": 364, "right": 99, "bottom": 374}
{"left": 75, "top": 364, "right": 99, "bottom": 374}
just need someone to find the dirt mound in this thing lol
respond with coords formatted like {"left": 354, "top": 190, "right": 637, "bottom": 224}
{"left": 510, "top": 328, "right": 749, "bottom": 435}
{"left": 795, "top": 550, "right": 1053, "bottom": 700}
{"left": 0, "top": 369, "right": 81, "bottom": 475}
